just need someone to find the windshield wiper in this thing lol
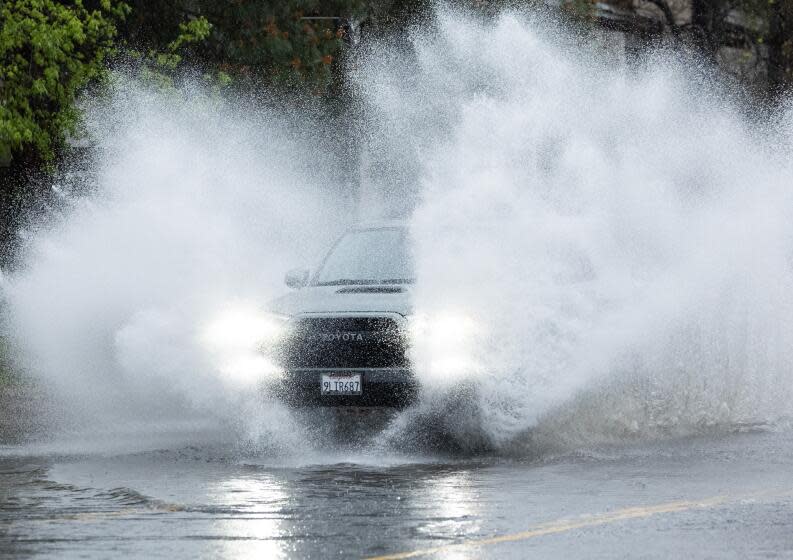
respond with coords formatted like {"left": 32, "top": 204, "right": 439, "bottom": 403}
{"left": 315, "top": 279, "right": 378, "bottom": 286}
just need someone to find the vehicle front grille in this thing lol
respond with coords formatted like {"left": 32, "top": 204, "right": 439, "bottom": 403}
{"left": 278, "top": 316, "right": 408, "bottom": 369}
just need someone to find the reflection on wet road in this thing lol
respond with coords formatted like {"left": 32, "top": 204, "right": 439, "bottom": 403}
{"left": 2, "top": 429, "right": 793, "bottom": 558}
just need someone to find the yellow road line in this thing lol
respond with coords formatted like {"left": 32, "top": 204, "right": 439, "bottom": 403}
{"left": 365, "top": 490, "right": 790, "bottom": 560}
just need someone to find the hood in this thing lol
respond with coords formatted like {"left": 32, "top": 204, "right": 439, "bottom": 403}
{"left": 267, "top": 284, "right": 413, "bottom": 317}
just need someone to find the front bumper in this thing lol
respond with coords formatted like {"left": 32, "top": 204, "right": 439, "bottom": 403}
{"left": 273, "top": 368, "right": 418, "bottom": 408}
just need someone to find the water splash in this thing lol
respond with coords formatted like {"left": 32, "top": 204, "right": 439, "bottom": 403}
{"left": 3, "top": 79, "right": 352, "bottom": 450}
{"left": 4, "top": 8, "right": 793, "bottom": 456}
{"left": 358, "top": 9, "right": 793, "bottom": 450}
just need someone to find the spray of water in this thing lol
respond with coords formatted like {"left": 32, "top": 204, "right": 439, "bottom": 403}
{"left": 3, "top": 7, "right": 793, "bottom": 456}
{"left": 359, "top": 9, "right": 793, "bottom": 451}
{"left": 3, "top": 80, "right": 353, "bottom": 452}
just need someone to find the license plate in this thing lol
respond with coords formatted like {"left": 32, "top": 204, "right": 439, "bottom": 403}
{"left": 321, "top": 373, "right": 362, "bottom": 395}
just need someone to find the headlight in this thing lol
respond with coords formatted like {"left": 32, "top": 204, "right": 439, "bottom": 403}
{"left": 407, "top": 311, "right": 480, "bottom": 382}
{"left": 202, "top": 309, "right": 288, "bottom": 352}
{"left": 201, "top": 307, "right": 289, "bottom": 387}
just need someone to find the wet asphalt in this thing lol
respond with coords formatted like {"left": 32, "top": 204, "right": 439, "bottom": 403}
{"left": 2, "top": 423, "right": 793, "bottom": 559}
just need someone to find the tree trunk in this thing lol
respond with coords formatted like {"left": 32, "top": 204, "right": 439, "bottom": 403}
{"left": 767, "top": 0, "right": 791, "bottom": 97}
{"left": 690, "top": 0, "right": 721, "bottom": 59}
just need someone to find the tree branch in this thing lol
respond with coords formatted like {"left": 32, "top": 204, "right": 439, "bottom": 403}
{"left": 644, "top": 0, "right": 679, "bottom": 35}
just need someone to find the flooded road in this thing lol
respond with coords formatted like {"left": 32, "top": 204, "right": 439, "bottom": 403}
{"left": 2, "top": 427, "right": 793, "bottom": 559}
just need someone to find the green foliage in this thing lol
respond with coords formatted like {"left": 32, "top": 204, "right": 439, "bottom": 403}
{"left": 115, "top": 1, "right": 370, "bottom": 94}
{"left": 196, "top": 1, "right": 368, "bottom": 91}
{"left": 0, "top": 0, "right": 130, "bottom": 165}
{"left": 122, "top": 16, "right": 220, "bottom": 90}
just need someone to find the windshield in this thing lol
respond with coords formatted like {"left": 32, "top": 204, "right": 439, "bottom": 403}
{"left": 314, "top": 228, "right": 414, "bottom": 286}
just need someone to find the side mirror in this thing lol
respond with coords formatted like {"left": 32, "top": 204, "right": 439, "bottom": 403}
{"left": 285, "top": 267, "right": 310, "bottom": 289}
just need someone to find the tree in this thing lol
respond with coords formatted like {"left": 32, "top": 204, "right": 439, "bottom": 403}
{"left": 116, "top": 0, "right": 369, "bottom": 93}
{"left": 0, "top": 0, "right": 376, "bottom": 266}
{"left": 198, "top": 1, "right": 362, "bottom": 90}
{"left": 0, "top": 0, "right": 130, "bottom": 265}
{"left": 767, "top": 0, "right": 793, "bottom": 96}
{"left": 0, "top": 0, "right": 129, "bottom": 165}
{"left": 120, "top": 16, "right": 217, "bottom": 90}
{"left": 639, "top": 0, "right": 792, "bottom": 97}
